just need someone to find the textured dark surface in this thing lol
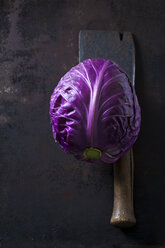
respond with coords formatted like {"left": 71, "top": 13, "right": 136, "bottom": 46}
{"left": 0, "top": 0, "right": 165, "bottom": 247}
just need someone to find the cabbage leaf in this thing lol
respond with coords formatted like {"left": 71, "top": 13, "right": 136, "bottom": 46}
{"left": 49, "top": 59, "right": 141, "bottom": 164}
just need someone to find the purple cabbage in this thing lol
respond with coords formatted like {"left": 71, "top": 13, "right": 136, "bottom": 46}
{"left": 49, "top": 59, "right": 141, "bottom": 164}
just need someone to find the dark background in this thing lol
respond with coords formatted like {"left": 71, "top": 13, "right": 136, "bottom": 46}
{"left": 0, "top": 0, "right": 165, "bottom": 247}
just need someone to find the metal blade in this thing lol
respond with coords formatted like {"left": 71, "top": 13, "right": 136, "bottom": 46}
{"left": 79, "top": 30, "right": 135, "bottom": 86}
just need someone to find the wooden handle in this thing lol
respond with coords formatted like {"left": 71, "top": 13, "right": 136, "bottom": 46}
{"left": 110, "top": 149, "right": 136, "bottom": 228}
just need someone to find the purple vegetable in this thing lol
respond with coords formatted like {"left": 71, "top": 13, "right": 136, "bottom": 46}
{"left": 49, "top": 59, "right": 141, "bottom": 164}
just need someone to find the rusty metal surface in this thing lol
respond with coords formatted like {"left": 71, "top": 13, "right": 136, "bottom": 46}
{"left": 0, "top": 0, "right": 165, "bottom": 247}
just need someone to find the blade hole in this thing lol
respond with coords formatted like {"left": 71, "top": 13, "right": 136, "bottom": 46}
{"left": 119, "top": 32, "right": 123, "bottom": 41}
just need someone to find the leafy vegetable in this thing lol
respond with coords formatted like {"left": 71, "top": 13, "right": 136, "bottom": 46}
{"left": 49, "top": 59, "right": 141, "bottom": 164}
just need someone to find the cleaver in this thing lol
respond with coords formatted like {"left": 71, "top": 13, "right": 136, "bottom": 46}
{"left": 79, "top": 30, "right": 136, "bottom": 228}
